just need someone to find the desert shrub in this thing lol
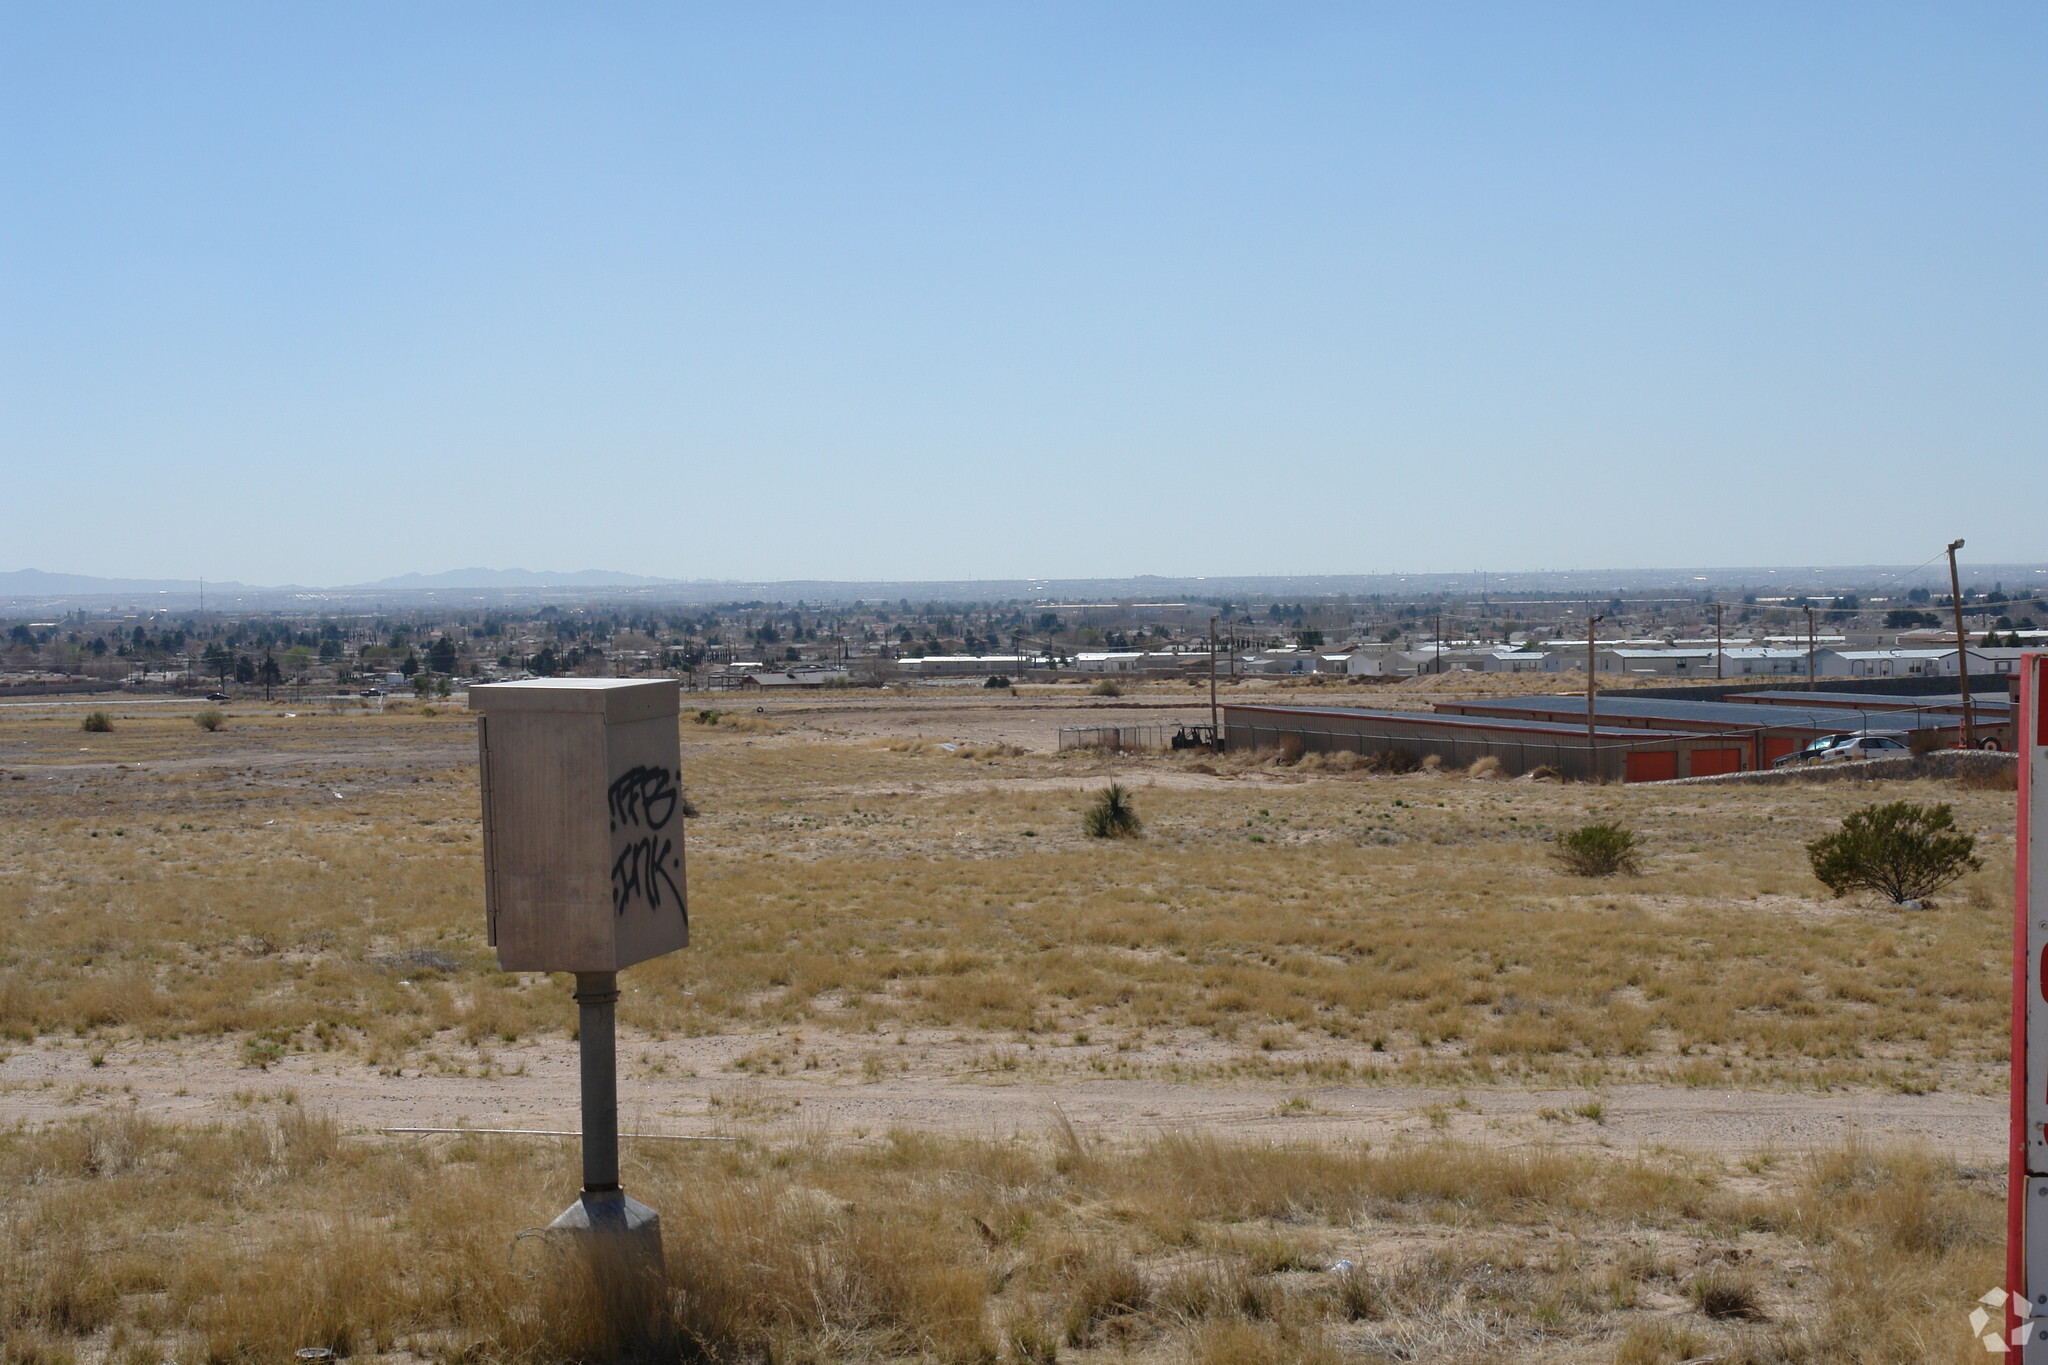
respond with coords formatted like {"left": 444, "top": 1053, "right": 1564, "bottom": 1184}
{"left": 1687, "top": 1267, "right": 1765, "bottom": 1320}
{"left": 1806, "top": 800, "right": 1980, "bottom": 905}
{"left": 1551, "top": 822, "right": 1642, "bottom": 877}
{"left": 193, "top": 709, "right": 225, "bottom": 733}
{"left": 1082, "top": 784, "right": 1142, "bottom": 839}
{"left": 1466, "top": 756, "right": 1500, "bottom": 779}
{"left": 1089, "top": 680, "right": 1123, "bottom": 697}
{"left": 693, "top": 708, "right": 724, "bottom": 725}
{"left": 1527, "top": 764, "right": 1562, "bottom": 781}
{"left": 983, "top": 675, "right": 1011, "bottom": 689}
{"left": 79, "top": 712, "right": 112, "bottom": 733}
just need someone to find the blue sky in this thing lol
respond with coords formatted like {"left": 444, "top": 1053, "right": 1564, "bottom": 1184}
{"left": 2, "top": 3, "right": 2041, "bottom": 585}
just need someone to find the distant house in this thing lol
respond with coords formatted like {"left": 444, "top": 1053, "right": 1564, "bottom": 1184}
{"left": 1237, "top": 649, "right": 1319, "bottom": 675}
{"left": 1398, "top": 645, "right": 1549, "bottom": 675}
{"left": 1821, "top": 649, "right": 1952, "bottom": 679}
{"left": 1070, "top": 652, "right": 1148, "bottom": 673}
{"left": 1714, "top": 647, "right": 1815, "bottom": 677}
{"left": 1595, "top": 649, "right": 1720, "bottom": 676}
{"left": 1958, "top": 647, "right": 2032, "bottom": 677}
{"left": 895, "top": 655, "right": 1040, "bottom": 677}
{"left": 1560, "top": 646, "right": 1820, "bottom": 677}
{"left": 1474, "top": 649, "right": 1549, "bottom": 673}
{"left": 1315, "top": 652, "right": 1385, "bottom": 676}
{"left": 741, "top": 667, "right": 850, "bottom": 689}
{"left": 1821, "top": 647, "right": 2026, "bottom": 679}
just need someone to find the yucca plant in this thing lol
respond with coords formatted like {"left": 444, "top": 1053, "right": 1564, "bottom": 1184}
{"left": 1083, "top": 783, "right": 1142, "bottom": 839}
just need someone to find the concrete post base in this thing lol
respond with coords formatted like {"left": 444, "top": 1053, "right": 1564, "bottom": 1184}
{"left": 548, "top": 1189, "right": 667, "bottom": 1342}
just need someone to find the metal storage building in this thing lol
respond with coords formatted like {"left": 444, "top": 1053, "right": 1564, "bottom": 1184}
{"left": 1221, "top": 703, "right": 1745, "bottom": 783}
{"left": 1431, "top": 694, "right": 1985, "bottom": 767}
{"left": 1729, "top": 689, "right": 2012, "bottom": 721}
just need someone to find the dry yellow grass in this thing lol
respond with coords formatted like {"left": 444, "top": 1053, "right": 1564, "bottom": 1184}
{"left": 0, "top": 707, "right": 2015, "bottom": 1091}
{"left": 0, "top": 699, "right": 2020, "bottom": 1362}
{"left": 0, "top": 1109, "right": 2003, "bottom": 1364}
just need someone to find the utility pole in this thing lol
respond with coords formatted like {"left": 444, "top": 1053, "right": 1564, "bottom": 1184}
{"left": 1585, "top": 614, "right": 1604, "bottom": 780}
{"left": 1207, "top": 615, "right": 1220, "bottom": 746}
{"left": 1804, "top": 605, "right": 1817, "bottom": 692}
{"left": 1947, "top": 538, "right": 1976, "bottom": 747}
{"left": 1434, "top": 611, "right": 1444, "bottom": 674}
{"left": 1712, "top": 602, "right": 1724, "bottom": 680}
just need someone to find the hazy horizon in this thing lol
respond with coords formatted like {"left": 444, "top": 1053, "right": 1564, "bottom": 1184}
{"left": 6, "top": 559, "right": 2045, "bottom": 612}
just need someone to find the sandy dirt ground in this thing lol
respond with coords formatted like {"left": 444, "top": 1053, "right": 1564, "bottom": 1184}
{"left": 0, "top": 684, "right": 2011, "bottom": 1163}
{"left": 2, "top": 1027, "right": 2002, "bottom": 1158}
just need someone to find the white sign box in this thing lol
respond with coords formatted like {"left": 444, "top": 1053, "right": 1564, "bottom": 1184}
{"left": 470, "top": 679, "right": 688, "bottom": 973}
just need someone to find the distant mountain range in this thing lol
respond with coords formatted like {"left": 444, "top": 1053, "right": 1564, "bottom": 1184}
{"left": 5, "top": 564, "right": 2045, "bottom": 608}
{"left": 0, "top": 568, "right": 240, "bottom": 595}
{"left": 0, "top": 566, "right": 678, "bottom": 596}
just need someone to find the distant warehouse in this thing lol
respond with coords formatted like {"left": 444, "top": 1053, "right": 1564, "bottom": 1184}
{"left": 1223, "top": 687, "right": 2011, "bottom": 785}
{"left": 1221, "top": 704, "right": 1747, "bottom": 783}
{"left": 1431, "top": 694, "right": 2001, "bottom": 765}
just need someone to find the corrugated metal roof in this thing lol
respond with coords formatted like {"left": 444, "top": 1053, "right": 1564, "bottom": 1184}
{"left": 1733, "top": 689, "right": 2010, "bottom": 713}
{"left": 1434, "top": 694, "right": 1956, "bottom": 732}
{"left": 1221, "top": 703, "right": 1692, "bottom": 740}
{"left": 1603, "top": 649, "right": 1718, "bottom": 659}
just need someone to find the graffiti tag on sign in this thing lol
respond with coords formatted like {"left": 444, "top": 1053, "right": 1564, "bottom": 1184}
{"left": 607, "top": 765, "right": 683, "bottom": 915}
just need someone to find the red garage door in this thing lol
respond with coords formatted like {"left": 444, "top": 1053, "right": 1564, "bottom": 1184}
{"left": 1689, "top": 748, "right": 1742, "bottom": 777}
{"left": 1762, "top": 737, "right": 1799, "bottom": 766}
{"left": 1625, "top": 751, "right": 1678, "bottom": 783}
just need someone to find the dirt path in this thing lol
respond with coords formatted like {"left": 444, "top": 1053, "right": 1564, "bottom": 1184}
{"left": 3, "top": 1033, "right": 2001, "bottom": 1158}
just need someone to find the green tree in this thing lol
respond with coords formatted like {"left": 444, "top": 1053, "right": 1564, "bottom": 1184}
{"left": 1806, "top": 801, "right": 1981, "bottom": 905}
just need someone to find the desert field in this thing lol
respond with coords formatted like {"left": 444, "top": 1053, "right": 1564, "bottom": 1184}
{"left": 0, "top": 686, "right": 2018, "bottom": 1364}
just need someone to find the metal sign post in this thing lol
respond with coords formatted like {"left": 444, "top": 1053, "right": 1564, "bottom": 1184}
{"left": 470, "top": 678, "right": 688, "bottom": 1324}
{"left": 2012, "top": 652, "right": 2047, "bottom": 1354}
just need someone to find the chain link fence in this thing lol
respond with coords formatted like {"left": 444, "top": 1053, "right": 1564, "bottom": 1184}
{"left": 1058, "top": 722, "right": 1218, "bottom": 753}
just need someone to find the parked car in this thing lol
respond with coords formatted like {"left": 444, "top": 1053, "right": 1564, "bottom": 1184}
{"left": 1774, "top": 734, "right": 1850, "bottom": 767}
{"left": 1773, "top": 733, "right": 1910, "bottom": 767}
{"left": 205, "top": 691, "right": 230, "bottom": 702}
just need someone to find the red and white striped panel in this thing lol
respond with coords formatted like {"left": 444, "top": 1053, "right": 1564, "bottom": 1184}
{"left": 2014, "top": 653, "right": 2048, "bottom": 1355}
